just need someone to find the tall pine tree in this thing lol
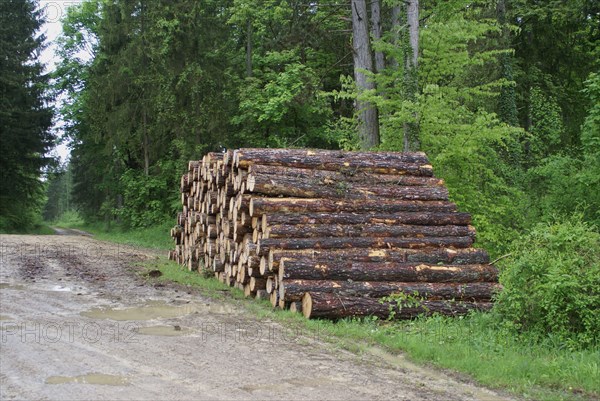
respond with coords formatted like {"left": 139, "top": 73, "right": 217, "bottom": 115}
{"left": 0, "top": 0, "right": 55, "bottom": 230}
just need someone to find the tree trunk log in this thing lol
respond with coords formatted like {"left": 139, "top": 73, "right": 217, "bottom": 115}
{"left": 262, "top": 211, "right": 470, "bottom": 231}
{"left": 302, "top": 292, "right": 492, "bottom": 319}
{"left": 250, "top": 197, "right": 457, "bottom": 216}
{"left": 279, "top": 259, "right": 498, "bottom": 283}
{"left": 280, "top": 279, "right": 500, "bottom": 302}
{"left": 268, "top": 248, "right": 490, "bottom": 271}
{"left": 257, "top": 236, "right": 474, "bottom": 256}
{"left": 247, "top": 173, "right": 448, "bottom": 200}
{"left": 248, "top": 164, "right": 443, "bottom": 186}
{"left": 235, "top": 148, "right": 429, "bottom": 172}
{"left": 264, "top": 223, "right": 475, "bottom": 239}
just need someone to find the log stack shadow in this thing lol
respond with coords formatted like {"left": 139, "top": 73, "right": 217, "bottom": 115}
{"left": 169, "top": 148, "right": 499, "bottom": 319}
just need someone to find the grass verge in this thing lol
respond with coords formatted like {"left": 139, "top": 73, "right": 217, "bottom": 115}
{"left": 140, "top": 257, "right": 600, "bottom": 401}
{"left": 52, "top": 212, "right": 173, "bottom": 250}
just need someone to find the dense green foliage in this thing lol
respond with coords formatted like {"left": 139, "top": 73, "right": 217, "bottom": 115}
{"left": 53, "top": 0, "right": 353, "bottom": 228}
{"left": 50, "top": 0, "right": 599, "bottom": 239}
{"left": 40, "top": 0, "right": 600, "bottom": 350}
{"left": 496, "top": 217, "right": 600, "bottom": 350}
{"left": 0, "top": 0, "right": 55, "bottom": 231}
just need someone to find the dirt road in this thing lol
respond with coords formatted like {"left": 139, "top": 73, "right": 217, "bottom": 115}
{"left": 0, "top": 234, "right": 513, "bottom": 400}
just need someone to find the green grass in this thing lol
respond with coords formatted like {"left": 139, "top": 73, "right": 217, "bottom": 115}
{"left": 139, "top": 257, "right": 600, "bottom": 401}
{"left": 53, "top": 212, "right": 174, "bottom": 250}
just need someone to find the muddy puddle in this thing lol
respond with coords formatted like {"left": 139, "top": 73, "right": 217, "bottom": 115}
{"left": 81, "top": 300, "right": 235, "bottom": 321}
{"left": 49, "top": 285, "right": 72, "bottom": 292}
{"left": 137, "top": 325, "right": 191, "bottom": 336}
{"left": 0, "top": 282, "right": 82, "bottom": 293}
{"left": 0, "top": 283, "right": 26, "bottom": 291}
{"left": 45, "top": 374, "right": 129, "bottom": 386}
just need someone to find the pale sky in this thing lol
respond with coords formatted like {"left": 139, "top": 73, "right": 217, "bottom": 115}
{"left": 38, "top": 1, "right": 83, "bottom": 164}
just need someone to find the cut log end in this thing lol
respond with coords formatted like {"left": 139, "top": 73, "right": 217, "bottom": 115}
{"left": 302, "top": 293, "right": 313, "bottom": 319}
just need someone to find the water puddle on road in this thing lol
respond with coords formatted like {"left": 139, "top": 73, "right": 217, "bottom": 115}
{"left": 49, "top": 285, "right": 72, "bottom": 292}
{"left": 137, "top": 325, "right": 191, "bottom": 336}
{"left": 1, "top": 282, "right": 80, "bottom": 293}
{"left": 80, "top": 300, "right": 235, "bottom": 321}
{"left": 45, "top": 373, "right": 129, "bottom": 386}
{"left": 0, "top": 283, "right": 26, "bottom": 291}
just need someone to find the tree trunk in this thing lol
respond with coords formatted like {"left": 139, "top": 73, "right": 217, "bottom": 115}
{"left": 407, "top": 0, "right": 419, "bottom": 70}
{"left": 403, "top": 0, "right": 420, "bottom": 152}
{"left": 351, "top": 0, "right": 380, "bottom": 149}
{"left": 302, "top": 292, "right": 492, "bottom": 319}
{"left": 390, "top": 5, "right": 401, "bottom": 70}
{"left": 246, "top": 19, "right": 253, "bottom": 78}
{"left": 279, "top": 259, "right": 497, "bottom": 283}
{"left": 281, "top": 279, "right": 500, "bottom": 302}
{"left": 143, "top": 110, "right": 149, "bottom": 177}
{"left": 249, "top": 197, "right": 457, "bottom": 217}
{"left": 370, "top": 0, "right": 385, "bottom": 73}
{"left": 496, "top": 0, "right": 518, "bottom": 126}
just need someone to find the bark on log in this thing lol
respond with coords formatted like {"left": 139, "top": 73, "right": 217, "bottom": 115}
{"left": 270, "top": 291, "right": 279, "bottom": 307}
{"left": 280, "top": 279, "right": 500, "bottom": 302}
{"left": 247, "top": 173, "right": 448, "bottom": 200}
{"left": 302, "top": 292, "right": 492, "bottom": 319}
{"left": 248, "top": 164, "right": 443, "bottom": 186}
{"left": 257, "top": 236, "right": 474, "bottom": 256}
{"left": 250, "top": 277, "right": 267, "bottom": 292}
{"left": 212, "top": 258, "right": 225, "bottom": 273}
{"left": 279, "top": 259, "right": 498, "bottom": 283}
{"left": 266, "top": 276, "right": 276, "bottom": 294}
{"left": 262, "top": 212, "right": 471, "bottom": 231}
{"left": 264, "top": 223, "right": 475, "bottom": 239}
{"left": 250, "top": 197, "right": 457, "bottom": 216}
{"left": 235, "top": 148, "right": 431, "bottom": 175}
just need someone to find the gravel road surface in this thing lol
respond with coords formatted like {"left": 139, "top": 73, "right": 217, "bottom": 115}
{"left": 0, "top": 234, "right": 513, "bottom": 400}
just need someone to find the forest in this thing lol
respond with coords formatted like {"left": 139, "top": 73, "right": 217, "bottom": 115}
{"left": 1, "top": 0, "right": 599, "bottom": 354}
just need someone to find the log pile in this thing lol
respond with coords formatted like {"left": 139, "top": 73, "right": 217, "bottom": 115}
{"left": 169, "top": 148, "right": 499, "bottom": 320}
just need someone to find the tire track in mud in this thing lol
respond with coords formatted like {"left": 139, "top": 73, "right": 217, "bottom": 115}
{"left": 1, "top": 234, "right": 516, "bottom": 401}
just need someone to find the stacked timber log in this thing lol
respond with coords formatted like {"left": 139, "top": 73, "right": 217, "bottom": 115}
{"left": 169, "top": 148, "right": 500, "bottom": 320}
